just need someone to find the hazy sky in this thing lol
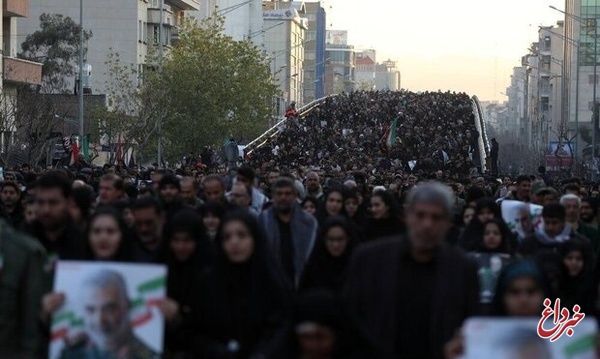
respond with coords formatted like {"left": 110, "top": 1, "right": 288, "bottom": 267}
{"left": 325, "top": 0, "right": 566, "bottom": 102}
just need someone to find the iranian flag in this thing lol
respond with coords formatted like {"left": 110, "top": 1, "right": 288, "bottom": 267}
{"left": 385, "top": 118, "right": 397, "bottom": 148}
{"left": 137, "top": 276, "right": 165, "bottom": 306}
{"left": 70, "top": 136, "right": 80, "bottom": 165}
{"left": 129, "top": 276, "right": 166, "bottom": 327}
{"left": 51, "top": 312, "right": 85, "bottom": 342}
{"left": 130, "top": 298, "right": 153, "bottom": 327}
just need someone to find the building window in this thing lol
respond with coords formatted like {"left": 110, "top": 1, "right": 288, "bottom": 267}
{"left": 589, "top": 74, "right": 599, "bottom": 85}
{"left": 153, "top": 25, "right": 160, "bottom": 44}
{"left": 139, "top": 20, "right": 143, "bottom": 42}
{"left": 305, "top": 52, "right": 316, "bottom": 60}
{"left": 306, "top": 31, "right": 316, "bottom": 41}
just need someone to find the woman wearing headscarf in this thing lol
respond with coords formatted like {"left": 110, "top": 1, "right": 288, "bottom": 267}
{"left": 163, "top": 209, "right": 212, "bottom": 358}
{"left": 200, "top": 201, "right": 226, "bottom": 262}
{"left": 299, "top": 216, "right": 358, "bottom": 293}
{"left": 190, "top": 211, "right": 293, "bottom": 359}
{"left": 267, "top": 290, "right": 388, "bottom": 359}
{"left": 459, "top": 198, "right": 502, "bottom": 252}
{"left": 317, "top": 187, "right": 346, "bottom": 224}
{"left": 363, "top": 190, "right": 404, "bottom": 241}
{"left": 556, "top": 239, "right": 597, "bottom": 317}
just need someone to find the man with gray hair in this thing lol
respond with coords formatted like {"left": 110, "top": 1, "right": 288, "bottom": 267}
{"left": 344, "top": 182, "right": 479, "bottom": 359}
{"left": 60, "top": 269, "right": 160, "bottom": 359}
{"left": 560, "top": 194, "right": 600, "bottom": 255}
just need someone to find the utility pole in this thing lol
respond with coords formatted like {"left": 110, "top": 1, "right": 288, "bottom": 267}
{"left": 78, "top": 0, "right": 84, "bottom": 138}
{"left": 157, "top": 0, "right": 164, "bottom": 167}
{"left": 593, "top": 18, "right": 598, "bottom": 181}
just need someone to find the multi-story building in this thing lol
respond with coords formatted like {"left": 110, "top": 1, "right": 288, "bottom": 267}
{"left": 302, "top": 1, "right": 325, "bottom": 103}
{"left": 525, "top": 24, "right": 565, "bottom": 155}
{"left": 375, "top": 59, "right": 401, "bottom": 91}
{"left": 17, "top": 0, "right": 200, "bottom": 95}
{"left": 188, "top": 0, "right": 263, "bottom": 46}
{"left": 325, "top": 30, "right": 355, "bottom": 95}
{"left": 505, "top": 65, "right": 528, "bottom": 140}
{"left": 354, "top": 50, "right": 376, "bottom": 90}
{"left": 263, "top": 1, "right": 308, "bottom": 113}
{"left": 1, "top": 0, "right": 42, "bottom": 156}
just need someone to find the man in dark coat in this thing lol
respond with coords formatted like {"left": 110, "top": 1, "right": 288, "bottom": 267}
{"left": 490, "top": 138, "right": 499, "bottom": 175}
{"left": 344, "top": 182, "right": 479, "bottom": 359}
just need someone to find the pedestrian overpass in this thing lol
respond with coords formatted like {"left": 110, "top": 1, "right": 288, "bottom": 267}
{"left": 243, "top": 93, "right": 491, "bottom": 173}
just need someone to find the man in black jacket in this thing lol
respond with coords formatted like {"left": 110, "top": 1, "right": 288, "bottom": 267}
{"left": 344, "top": 182, "right": 479, "bottom": 359}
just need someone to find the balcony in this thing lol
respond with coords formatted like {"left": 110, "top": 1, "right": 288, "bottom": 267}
{"left": 3, "top": 57, "right": 42, "bottom": 85}
{"left": 147, "top": 8, "right": 174, "bottom": 26}
{"left": 167, "top": 0, "right": 200, "bottom": 11}
{"left": 3, "top": 0, "right": 28, "bottom": 17}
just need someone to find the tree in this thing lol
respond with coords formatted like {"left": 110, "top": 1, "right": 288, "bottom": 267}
{"left": 88, "top": 51, "right": 164, "bottom": 165}
{"left": 19, "top": 13, "right": 92, "bottom": 93}
{"left": 159, "top": 16, "right": 279, "bottom": 161}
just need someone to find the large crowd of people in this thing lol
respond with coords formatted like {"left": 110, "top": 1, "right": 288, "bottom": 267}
{"left": 2, "top": 90, "right": 600, "bottom": 359}
{"left": 249, "top": 90, "right": 482, "bottom": 182}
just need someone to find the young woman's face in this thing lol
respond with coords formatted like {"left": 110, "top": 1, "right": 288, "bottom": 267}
{"left": 478, "top": 207, "right": 495, "bottom": 223}
{"left": 25, "top": 203, "right": 38, "bottom": 223}
{"left": 563, "top": 250, "right": 584, "bottom": 277}
{"left": 89, "top": 215, "right": 122, "bottom": 260}
{"left": 170, "top": 232, "right": 197, "bottom": 262}
{"left": 325, "top": 226, "right": 349, "bottom": 257}
{"left": 463, "top": 207, "right": 475, "bottom": 226}
{"left": 371, "top": 196, "right": 389, "bottom": 220}
{"left": 344, "top": 198, "right": 358, "bottom": 217}
{"left": 325, "top": 192, "right": 344, "bottom": 216}
{"left": 503, "top": 277, "right": 544, "bottom": 317}
{"left": 203, "top": 213, "right": 220, "bottom": 234}
{"left": 303, "top": 201, "right": 317, "bottom": 216}
{"left": 222, "top": 220, "right": 254, "bottom": 263}
{"left": 483, "top": 222, "right": 502, "bottom": 251}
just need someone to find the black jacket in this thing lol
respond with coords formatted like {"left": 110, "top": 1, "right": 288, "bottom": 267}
{"left": 343, "top": 237, "right": 479, "bottom": 359}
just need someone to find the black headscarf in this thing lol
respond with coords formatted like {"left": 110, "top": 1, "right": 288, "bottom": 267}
{"left": 299, "top": 216, "right": 358, "bottom": 293}
{"left": 557, "top": 239, "right": 597, "bottom": 315}
{"left": 191, "top": 211, "right": 292, "bottom": 359}
{"left": 459, "top": 198, "right": 501, "bottom": 251}
{"left": 491, "top": 260, "right": 549, "bottom": 316}
{"left": 477, "top": 219, "right": 513, "bottom": 254}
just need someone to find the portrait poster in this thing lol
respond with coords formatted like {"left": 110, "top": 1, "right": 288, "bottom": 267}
{"left": 463, "top": 318, "right": 597, "bottom": 359}
{"left": 49, "top": 261, "right": 167, "bottom": 359}
{"left": 467, "top": 253, "right": 511, "bottom": 304}
{"left": 501, "top": 200, "right": 544, "bottom": 238}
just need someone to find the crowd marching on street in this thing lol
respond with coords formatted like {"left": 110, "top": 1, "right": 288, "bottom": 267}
{"left": 3, "top": 90, "right": 600, "bottom": 359}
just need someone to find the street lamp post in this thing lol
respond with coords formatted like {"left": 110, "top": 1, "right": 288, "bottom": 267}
{"left": 78, "top": 0, "right": 84, "bottom": 138}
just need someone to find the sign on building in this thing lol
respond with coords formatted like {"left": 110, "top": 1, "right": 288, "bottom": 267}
{"left": 326, "top": 30, "right": 348, "bottom": 45}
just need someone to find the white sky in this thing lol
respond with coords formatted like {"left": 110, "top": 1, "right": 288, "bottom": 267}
{"left": 325, "top": 0, "right": 566, "bottom": 102}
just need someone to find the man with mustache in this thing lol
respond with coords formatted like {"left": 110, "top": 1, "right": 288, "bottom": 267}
{"left": 258, "top": 177, "right": 318, "bottom": 288}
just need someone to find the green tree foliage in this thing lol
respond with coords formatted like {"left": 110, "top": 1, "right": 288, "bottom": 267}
{"left": 89, "top": 51, "right": 164, "bottom": 164}
{"left": 160, "top": 16, "right": 279, "bottom": 160}
{"left": 97, "top": 15, "right": 278, "bottom": 163}
{"left": 20, "top": 13, "right": 92, "bottom": 93}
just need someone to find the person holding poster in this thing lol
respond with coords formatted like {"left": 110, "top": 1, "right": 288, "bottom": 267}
{"left": 47, "top": 262, "right": 168, "bottom": 359}
{"left": 59, "top": 269, "right": 160, "bottom": 359}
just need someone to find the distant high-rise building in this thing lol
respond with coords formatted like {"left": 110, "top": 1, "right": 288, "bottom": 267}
{"left": 354, "top": 50, "right": 376, "bottom": 90}
{"left": 17, "top": 0, "right": 200, "bottom": 95}
{"left": 375, "top": 59, "right": 401, "bottom": 91}
{"left": 302, "top": 1, "right": 326, "bottom": 103}
{"left": 188, "top": 0, "right": 263, "bottom": 46}
{"left": 262, "top": 1, "right": 308, "bottom": 114}
{"left": 325, "top": 30, "right": 355, "bottom": 95}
